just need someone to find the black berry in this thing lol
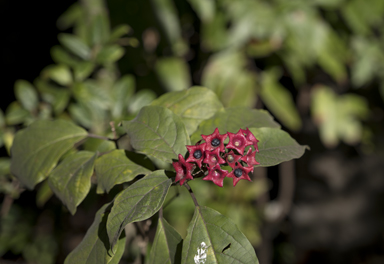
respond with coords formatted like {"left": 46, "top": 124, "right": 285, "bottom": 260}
{"left": 193, "top": 150, "right": 202, "bottom": 159}
{"left": 211, "top": 138, "right": 220, "bottom": 147}
{"left": 234, "top": 168, "right": 243, "bottom": 178}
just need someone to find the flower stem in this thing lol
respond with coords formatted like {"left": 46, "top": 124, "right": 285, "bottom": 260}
{"left": 184, "top": 183, "right": 199, "bottom": 207}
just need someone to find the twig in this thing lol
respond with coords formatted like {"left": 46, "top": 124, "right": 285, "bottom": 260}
{"left": 0, "top": 179, "right": 20, "bottom": 218}
{"left": 184, "top": 183, "right": 199, "bottom": 207}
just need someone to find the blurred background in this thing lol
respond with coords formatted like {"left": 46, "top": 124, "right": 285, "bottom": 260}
{"left": 1, "top": 0, "right": 384, "bottom": 263}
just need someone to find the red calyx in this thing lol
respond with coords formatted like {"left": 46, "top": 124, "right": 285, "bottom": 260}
{"left": 172, "top": 154, "right": 194, "bottom": 185}
{"left": 186, "top": 143, "right": 206, "bottom": 168}
{"left": 240, "top": 127, "right": 259, "bottom": 152}
{"left": 241, "top": 147, "right": 260, "bottom": 166}
{"left": 201, "top": 128, "right": 227, "bottom": 152}
{"left": 225, "top": 150, "right": 242, "bottom": 168}
{"left": 203, "top": 164, "right": 229, "bottom": 187}
{"left": 227, "top": 163, "right": 253, "bottom": 187}
{"left": 226, "top": 129, "right": 253, "bottom": 154}
{"left": 203, "top": 147, "right": 226, "bottom": 167}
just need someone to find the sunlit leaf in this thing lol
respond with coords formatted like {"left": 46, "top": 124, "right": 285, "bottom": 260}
{"left": 249, "top": 127, "right": 308, "bottom": 167}
{"left": 64, "top": 203, "right": 126, "bottom": 264}
{"left": 260, "top": 69, "right": 302, "bottom": 131}
{"left": 14, "top": 80, "right": 38, "bottom": 112}
{"left": 109, "top": 24, "right": 131, "bottom": 42}
{"left": 187, "top": 0, "right": 215, "bottom": 22}
{"left": 155, "top": 57, "right": 191, "bottom": 92}
{"left": 42, "top": 64, "right": 73, "bottom": 86}
{"left": 191, "top": 107, "right": 280, "bottom": 143}
{"left": 107, "top": 170, "right": 172, "bottom": 249}
{"left": 10, "top": 120, "right": 88, "bottom": 189}
{"left": 151, "top": 86, "right": 224, "bottom": 135}
{"left": 95, "top": 149, "right": 151, "bottom": 194}
{"left": 48, "top": 151, "right": 97, "bottom": 215}
{"left": 123, "top": 106, "right": 190, "bottom": 163}
{"left": 51, "top": 45, "right": 79, "bottom": 67}
{"left": 96, "top": 45, "right": 125, "bottom": 64}
{"left": 74, "top": 61, "right": 95, "bottom": 81}
{"left": 181, "top": 206, "right": 259, "bottom": 264}
{"left": 148, "top": 216, "right": 182, "bottom": 264}
{"left": 58, "top": 33, "right": 91, "bottom": 60}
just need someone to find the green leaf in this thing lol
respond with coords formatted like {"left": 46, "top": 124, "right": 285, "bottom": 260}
{"left": 187, "top": 0, "right": 215, "bottom": 22}
{"left": 109, "top": 24, "right": 131, "bottom": 42}
{"left": 48, "top": 151, "right": 97, "bottom": 215}
{"left": 14, "top": 80, "right": 39, "bottom": 112}
{"left": 5, "top": 102, "right": 29, "bottom": 125}
{"left": 155, "top": 57, "right": 191, "bottom": 92}
{"left": 107, "top": 170, "right": 172, "bottom": 249}
{"left": 58, "top": 33, "right": 91, "bottom": 60}
{"left": 123, "top": 106, "right": 190, "bottom": 163}
{"left": 10, "top": 120, "right": 88, "bottom": 189}
{"left": 96, "top": 45, "right": 125, "bottom": 64}
{"left": 91, "top": 14, "right": 110, "bottom": 46}
{"left": 74, "top": 61, "right": 95, "bottom": 81}
{"left": 42, "top": 64, "right": 73, "bottom": 86}
{"left": 260, "top": 69, "right": 302, "bottom": 131}
{"left": 111, "top": 75, "right": 135, "bottom": 118}
{"left": 151, "top": 86, "right": 224, "bottom": 135}
{"left": 51, "top": 45, "right": 79, "bottom": 67}
{"left": 182, "top": 206, "right": 259, "bottom": 264}
{"left": 64, "top": 203, "right": 126, "bottom": 264}
{"left": 95, "top": 149, "right": 151, "bottom": 194}
{"left": 0, "top": 109, "right": 5, "bottom": 128}
{"left": 148, "top": 216, "right": 182, "bottom": 264}
{"left": 249, "top": 127, "right": 308, "bottom": 167}
{"left": 191, "top": 107, "right": 280, "bottom": 143}
{"left": 127, "top": 89, "right": 156, "bottom": 114}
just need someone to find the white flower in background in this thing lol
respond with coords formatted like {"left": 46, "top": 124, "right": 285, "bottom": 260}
{"left": 194, "top": 242, "right": 208, "bottom": 264}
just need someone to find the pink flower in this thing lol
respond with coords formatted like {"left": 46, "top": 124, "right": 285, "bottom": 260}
{"left": 226, "top": 129, "right": 253, "bottom": 154}
{"left": 241, "top": 148, "right": 260, "bottom": 166}
{"left": 203, "top": 164, "right": 228, "bottom": 187}
{"left": 203, "top": 148, "right": 226, "bottom": 167}
{"left": 186, "top": 143, "right": 206, "bottom": 168}
{"left": 225, "top": 150, "right": 242, "bottom": 168}
{"left": 227, "top": 163, "right": 253, "bottom": 187}
{"left": 172, "top": 154, "right": 194, "bottom": 185}
{"left": 201, "top": 128, "right": 227, "bottom": 152}
{"left": 240, "top": 128, "right": 259, "bottom": 152}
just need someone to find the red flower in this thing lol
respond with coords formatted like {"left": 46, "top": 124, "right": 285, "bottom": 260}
{"left": 226, "top": 130, "right": 253, "bottom": 154}
{"left": 240, "top": 127, "right": 259, "bottom": 152}
{"left": 172, "top": 154, "right": 194, "bottom": 185}
{"left": 186, "top": 143, "right": 206, "bottom": 168}
{"left": 227, "top": 163, "right": 253, "bottom": 187}
{"left": 203, "top": 148, "right": 226, "bottom": 167}
{"left": 225, "top": 150, "right": 242, "bottom": 168}
{"left": 201, "top": 128, "right": 227, "bottom": 152}
{"left": 241, "top": 148, "right": 260, "bottom": 166}
{"left": 203, "top": 164, "right": 228, "bottom": 187}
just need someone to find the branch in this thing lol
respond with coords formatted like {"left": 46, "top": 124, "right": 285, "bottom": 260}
{"left": 184, "top": 183, "right": 199, "bottom": 207}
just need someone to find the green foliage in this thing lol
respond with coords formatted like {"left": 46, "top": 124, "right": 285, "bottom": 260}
{"left": 182, "top": 206, "right": 259, "bottom": 264}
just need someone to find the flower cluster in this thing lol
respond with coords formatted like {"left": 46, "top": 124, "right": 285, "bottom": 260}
{"left": 172, "top": 128, "right": 260, "bottom": 187}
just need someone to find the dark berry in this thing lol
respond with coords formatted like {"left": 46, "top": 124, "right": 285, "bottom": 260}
{"left": 211, "top": 138, "right": 220, "bottom": 147}
{"left": 234, "top": 168, "right": 243, "bottom": 178}
{"left": 193, "top": 150, "right": 202, "bottom": 159}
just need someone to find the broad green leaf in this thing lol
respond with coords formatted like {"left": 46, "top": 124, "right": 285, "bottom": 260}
{"left": 48, "top": 151, "right": 97, "bottom": 215}
{"left": 74, "top": 61, "right": 95, "bottom": 81}
{"left": 187, "top": 0, "right": 215, "bottom": 22}
{"left": 36, "top": 180, "right": 53, "bottom": 207}
{"left": 111, "top": 75, "right": 135, "bottom": 118}
{"left": 151, "top": 0, "right": 187, "bottom": 55}
{"left": 182, "top": 206, "right": 259, "bottom": 264}
{"left": 91, "top": 14, "right": 110, "bottom": 46}
{"left": 51, "top": 45, "right": 79, "bottom": 67}
{"left": 5, "top": 102, "right": 29, "bottom": 125}
{"left": 148, "top": 216, "right": 182, "bottom": 264}
{"left": 57, "top": 3, "right": 82, "bottom": 30}
{"left": 42, "top": 64, "right": 73, "bottom": 86}
{"left": 123, "top": 106, "right": 190, "bottom": 163}
{"left": 64, "top": 203, "right": 126, "bottom": 264}
{"left": 127, "top": 89, "right": 156, "bottom": 114}
{"left": 10, "top": 120, "right": 88, "bottom": 189}
{"left": 109, "top": 24, "right": 131, "bottom": 42}
{"left": 96, "top": 45, "right": 125, "bottom": 64}
{"left": 0, "top": 157, "right": 10, "bottom": 176}
{"left": 155, "top": 57, "right": 191, "bottom": 92}
{"left": 191, "top": 107, "right": 280, "bottom": 143}
{"left": 107, "top": 170, "right": 172, "bottom": 249}
{"left": 260, "top": 69, "right": 302, "bottom": 131}
{"left": 14, "top": 80, "right": 38, "bottom": 112}
{"left": 95, "top": 149, "right": 151, "bottom": 194}
{"left": 249, "top": 127, "right": 308, "bottom": 167}
{"left": 151, "top": 86, "right": 224, "bottom": 135}
{"left": 58, "top": 33, "right": 91, "bottom": 60}
{"left": 202, "top": 51, "right": 257, "bottom": 108}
